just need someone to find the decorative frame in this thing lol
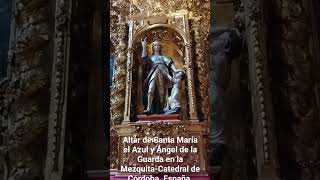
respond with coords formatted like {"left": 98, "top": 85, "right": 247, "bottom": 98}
{"left": 122, "top": 11, "right": 199, "bottom": 123}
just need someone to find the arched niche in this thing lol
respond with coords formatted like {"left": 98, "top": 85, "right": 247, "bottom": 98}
{"left": 123, "top": 12, "right": 199, "bottom": 123}
{"left": 129, "top": 26, "right": 189, "bottom": 120}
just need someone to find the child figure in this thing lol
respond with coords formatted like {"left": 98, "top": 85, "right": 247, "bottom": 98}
{"left": 163, "top": 70, "right": 186, "bottom": 114}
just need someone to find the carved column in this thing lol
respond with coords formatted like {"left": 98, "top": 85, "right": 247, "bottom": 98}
{"left": 111, "top": 19, "right": 128, "bottom": 124}
{"left": 243, "top": 0, "right": 280, "bottom": 179}
{"left": 176, "top": 13, "right": 197, "bottom": 122}
{"left": 123, "top": 45, "right": 132, "bottom": 123}
{"left": 192, "top": 17, "right": 210, "bottom": 122}
{"left": 122, "top": 19, "right": 135, "bottom": 123}
{"left": 184, "top": 43, "right": 198, "bottom": 121}
{"left": 110, "top": 0, "right": 131, "bottom": 125}
{"left": 45, "top": 0, "right": 71, "bottom": 179}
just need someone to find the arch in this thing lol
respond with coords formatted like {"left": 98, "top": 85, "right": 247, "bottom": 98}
{"left": 131, "top": 24, "right": 187, "bottom": 48}
{"left": 123, "top": 17, "right": 199, "bottom": 122}
{"left": 130, "top": 30, "right": 186, "bottom": 115}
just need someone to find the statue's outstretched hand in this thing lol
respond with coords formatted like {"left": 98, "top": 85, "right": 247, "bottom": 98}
{"left": 141, "top": 37, "right": 147, "bottom": 48}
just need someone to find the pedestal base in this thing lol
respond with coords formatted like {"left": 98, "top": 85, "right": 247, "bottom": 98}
{"left": 137, "top": 114, "right": 180, "bottom": 122}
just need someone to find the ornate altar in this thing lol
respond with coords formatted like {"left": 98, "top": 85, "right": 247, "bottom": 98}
{"left": 110, "top": 0, "right": 210, "bottom": 178}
